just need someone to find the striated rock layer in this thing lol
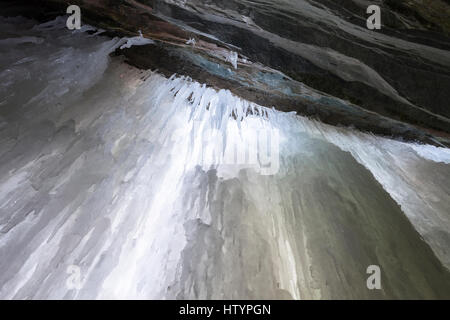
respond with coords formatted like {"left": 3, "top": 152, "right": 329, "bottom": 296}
{"left": 8, "top": 0, "right": 450, "bottom": 146}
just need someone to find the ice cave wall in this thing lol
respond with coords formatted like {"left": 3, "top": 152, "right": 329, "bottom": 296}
{"left": 0, "top": 16, "right": 450, "bottom": 299}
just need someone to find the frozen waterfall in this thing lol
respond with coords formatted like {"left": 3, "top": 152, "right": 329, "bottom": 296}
{"left": 1, "top": 16, "right": 450, "bottom": 299}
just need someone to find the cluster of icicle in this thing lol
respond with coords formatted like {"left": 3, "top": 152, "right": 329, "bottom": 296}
{"left": 157, "top": 72, "right": 450, "bottom": 270}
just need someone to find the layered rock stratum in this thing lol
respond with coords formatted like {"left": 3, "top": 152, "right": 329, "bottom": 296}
{"left": 4, "top": 0, "right": 449, "bottom": 145}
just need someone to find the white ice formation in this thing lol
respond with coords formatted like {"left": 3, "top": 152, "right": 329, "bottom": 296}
{"left": 1, "top": 16, "right": 450, "bottom": 299}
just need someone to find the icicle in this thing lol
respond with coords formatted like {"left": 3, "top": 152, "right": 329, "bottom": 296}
{"left": 118, "top": 32, "right": 154, "bottom": 50}
{"left": 226, "top": 51, "right": 238, "bottom": 69}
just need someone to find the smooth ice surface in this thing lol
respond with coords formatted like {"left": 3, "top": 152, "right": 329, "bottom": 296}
{"left": 1, "top": 16, "right": 450, "bottom": 299}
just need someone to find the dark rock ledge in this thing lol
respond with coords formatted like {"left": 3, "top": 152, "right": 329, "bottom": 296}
{"left": 5, "top": 0, "right": 450, "bottom": 146}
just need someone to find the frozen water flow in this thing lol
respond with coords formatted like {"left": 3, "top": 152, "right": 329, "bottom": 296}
{"left": 226, "top": 51, "right": 238, "bottom": 69}
{"left": 118, "top": 30, "right": 155, "bottom": 50}
{"left": 0, "top": 16, "right": 450, "bottom": 299}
